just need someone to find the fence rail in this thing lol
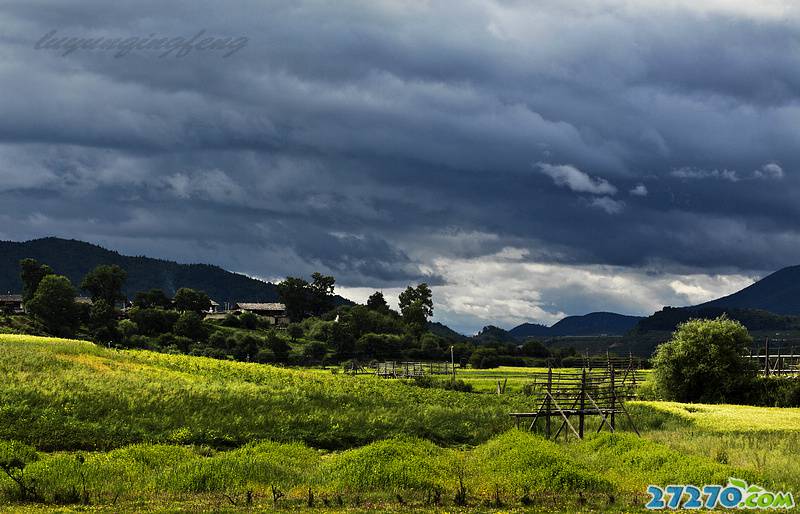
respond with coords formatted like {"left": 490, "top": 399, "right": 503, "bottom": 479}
{"left": 746, "top": 338, "right": 800, "bottom": 377}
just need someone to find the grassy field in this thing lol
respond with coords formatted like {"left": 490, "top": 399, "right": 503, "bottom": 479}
{"left": 0, "top": 334, "right": 797, "bottom": 512}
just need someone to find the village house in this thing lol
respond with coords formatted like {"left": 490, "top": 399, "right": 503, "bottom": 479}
{"left": 0, "top": 294, "right": 24, "bottom": 314}
{"left": 234, "top": 302, "right": 289, "bottom": 326}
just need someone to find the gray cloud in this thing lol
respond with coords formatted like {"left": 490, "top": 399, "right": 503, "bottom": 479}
{"left": 537, "top": 162, "right": 618, "bottom": 195}
{"left": 0, "top": 0, "right": 799, "bottom": 331}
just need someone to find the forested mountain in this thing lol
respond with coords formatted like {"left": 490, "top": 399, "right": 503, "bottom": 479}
{"left": 509, "top": 312, "right": 643, "bottom": 339}
{"left": 0, "top": 237, "right": 347, "bottom": 304}
{"left": 694, "top": 266, "right": 800, "bottom": 314}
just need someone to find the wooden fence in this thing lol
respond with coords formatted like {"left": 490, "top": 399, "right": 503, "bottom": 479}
{"left": 746, "top": 338, "right": 800, "bottom": 377}
{"left": 509, "top": 365, "right": 641, "bottom": 440}
{"left": 374, "top": 361, "right": 457, "bottom": 378}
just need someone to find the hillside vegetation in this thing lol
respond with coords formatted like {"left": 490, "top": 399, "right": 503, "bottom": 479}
{"left": 2, "top": 334, "right": 799, "bottom": 512}
{"left": 0, "top": 334, "right": 527, "bottom": 451}
{"left": 0, "top": 237, "right": 296, "bottom": 303}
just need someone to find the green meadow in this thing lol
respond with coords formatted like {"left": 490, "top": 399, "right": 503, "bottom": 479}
{"left": 1, "top": 334, "right": 798, "bottom": 512}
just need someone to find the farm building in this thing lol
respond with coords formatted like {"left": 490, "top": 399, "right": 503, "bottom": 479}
{"left": 234, "top": 302, "right": 289, "bottom": 325}
{"left": 0, "top": 294, "right": 24, "bottom": 314}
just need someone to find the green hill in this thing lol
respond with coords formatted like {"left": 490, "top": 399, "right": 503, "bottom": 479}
{"left": 0, "top": 237, "right": 350, "bottom": 305}
{"left": 696, "top": 265, "right": 800, "bottom": 314}
{"left": 509, "top": 312, "right": 643, "bottom": 339}
{"left": 0, "top": 334, "right": 526, "bottom": 451}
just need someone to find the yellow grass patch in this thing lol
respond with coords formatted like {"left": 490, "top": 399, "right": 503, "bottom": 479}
{"left": 636, "top": 401, "right": 800, "bottom": 432}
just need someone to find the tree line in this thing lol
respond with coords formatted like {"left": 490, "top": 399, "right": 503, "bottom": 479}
{"left": 13, "top": 258, "right": 580, "bottom": 368}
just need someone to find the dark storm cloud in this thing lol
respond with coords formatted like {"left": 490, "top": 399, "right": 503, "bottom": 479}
{"left": 1, "top": 0, "right": 799, "bottom": 329}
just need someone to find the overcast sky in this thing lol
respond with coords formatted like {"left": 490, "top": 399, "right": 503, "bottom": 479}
{"left": 1, "top": 0, "right": 799, "bottom": 333}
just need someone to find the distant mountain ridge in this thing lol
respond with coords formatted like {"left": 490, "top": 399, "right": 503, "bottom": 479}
{"left": 0, "top": 237, "right": 348, "bottom": 305}
{"left": 693, "top": 266, "right": 800, "bottom": 314}
{"left": 509, "top": 312, "right": 643, "bottom": 339}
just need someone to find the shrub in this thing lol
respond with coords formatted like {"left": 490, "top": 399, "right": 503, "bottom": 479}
{"left": 469, "top": 430, "right": 612, "bottom": 501}
{"left": 581, "top": 433, "right": 755, "bottom": 486}
{"left": 319, "top": 437, "right": 453, "bottom": 498}
{"left": 173, "top": 312, "right": 209, "bottom": 343}
{"left": 652, "top": 316, "right": 757, "bottom": 403}
{"left": 0, "top": 440, "right": 40, "bottom": 500}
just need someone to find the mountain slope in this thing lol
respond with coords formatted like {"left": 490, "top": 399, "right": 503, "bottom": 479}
{"left": 0, "top": 237, "right": 318, "bottom": 304}
{"left": 509, "top": 312, "right": 642, "bottom": 339}
{"left": 695, "top": 266, "right": 800, "bottom": 314}
{"left": 548, "top": 312, "right": 643, "bottom": 336}
{"left": 507, "top": 322, "right": 551, "bottom": 339}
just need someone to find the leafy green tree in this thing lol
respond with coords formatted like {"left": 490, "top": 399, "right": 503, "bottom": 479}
{"left": 128, "top": 307, "right": 178, "bottom": 337}
{"left": 277, "top": 276, "right": 311, "bottom": 322}
{"left": 287, "top": 323, "right": 304, "bottom": 343}
{"left": 26, "top": 275, "right": 80, "bottom": 336}
{"left": 132, "top": 288, "right": 172, "bottom": 309}
{"left": 267, "top": 330, "right": 291, "bottom": 362}
{"left": 366, "top": 291, "right": 390, "bottom": 314}
{"left": 117, "top": 319, "right": 138, "bottom": 346}
{"left": 303, "top": 341, "right": 328, "bottom": 362}
{"left": 652, "top": 316, "right": 757, "bottom": 403}
{"left": 239, "top": 311, "right": 259, "bottom": 330}
{"left": 174, "top": 311, "right": 209, "bottom": 342}
{"left": 521, "top": 340, "right": 550, "bottom": 358}
{"left": 310, "top": 272, "right": 336, "bottom": 315}
{"left": 469, "top": 346, "right": 500, "bottom": 369}
{"left": 398, "top": 283, "right": 433, "bottom": 335}
{"left": 173, "top": 288, "right": 211, "bottom": 313}
{"left": 88, "top": 299, "right": 121, "bottom": 344}
{"left": 80, "top": 264, "right": 127, "bottom": 306}
{"left": 356, "top": 333, "right": 404, "bottom": 360}
{"left": 19, "top": 258, "right": 54, "bottom": 303}
{"left": 278, "top": 273, "right": 337, "bottom": 322}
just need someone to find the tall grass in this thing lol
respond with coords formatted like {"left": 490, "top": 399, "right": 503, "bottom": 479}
{"left": 0, "top": 335, "right": 533, "bottom": 451}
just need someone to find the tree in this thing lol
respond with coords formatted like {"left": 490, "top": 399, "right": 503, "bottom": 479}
{"left": 239, "top": 311, "right": 259, "bottom": 330}
{"left": 398, "top": 283, "right": 434, "bottom": 334}
{"left": 366, "top": 291, "right": 390, "bottom": 314}
{"left": 277, "top": 277, "right": 311, "bottom": 322}
{"left": 652, "top": 316, "right": 757, "bottom": 403}
{"left": 267, "top": 330, "right": 291, "bottom": 362}
{"left": 277, "top": 273, "right": 337, "bottom": 322}
{"left": 26, "top": 275, "right": 80, "bottom": 336}
{"left": 303, "top": 341, "right": 328, "bottom": 362}
{"left": 173, "top": 288, "right": 211, "bottom": 314}
{"left": 174, "top": 311, "right": 209, "bottom": 342}
{"left": 310, "top": 272, "right": 335, "bottom": 316}
{"left": 19, "top": 258, "right": 54, "bottom": 303}
{"left": 88, "top": 299, "right": 120, "bottom": 344}
{"left": 80, "top": 265, "right": 127, "bottom": 306}
{"left": 469, "top": 347, "right": 500, "bottom": 369}
{"left": 117, "top": 319, "right": 138, "bottom": 346}
{"left": 521, "top": 340, "right": 550, "bottom": 358}
{"left": 132, "top": 289, "right": 172, "bottom": 309}
{"left": 129, "top": 307, "right": 178, "bottom": 337}
{"left": 287, "top": 323, "right": 304, "bottom": 343}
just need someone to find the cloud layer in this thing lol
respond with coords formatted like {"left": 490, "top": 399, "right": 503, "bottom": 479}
{"left": 0, "top": 0, "right": 797, "bottom": 331}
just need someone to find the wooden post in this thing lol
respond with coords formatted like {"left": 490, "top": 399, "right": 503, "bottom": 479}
{"left": 545, "top": 368, "right": 552, "bottom": 438}
{"left": 765, "top": 338, "right": 770, "bottom": 376}
{"left": 579, "top": 368, "right": 586, "bottom": 438}
{"left": 610, "top": 364, "right": 616, "bottom": 432}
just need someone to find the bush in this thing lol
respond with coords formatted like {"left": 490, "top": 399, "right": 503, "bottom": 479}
{"left": 319, "top": 437, "right": 453, "bottom": 498}
{"left": 173, "top": 312, "right": 209, "bottom": 343}
{"left": 0, "top": 440, "right": 40, "bottom": 500}
{"left": 652, "top": 316, "right": 757, "bottom": 403}
{"left": 239, "top": 311, "right": 259, "bottom": 330}
{"left": 469, "top": 430, "right": 612, "bottom": 501}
